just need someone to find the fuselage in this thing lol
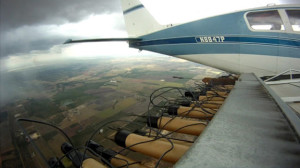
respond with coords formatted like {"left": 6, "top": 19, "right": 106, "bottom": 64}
{"left": 129, "top": 5, "right": 300, "bottom": 77}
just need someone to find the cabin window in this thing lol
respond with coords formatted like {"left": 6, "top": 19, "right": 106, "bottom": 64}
{"left": 246, "top": 10, "right": 285, "bottom": 31}
{"left": 286, "top": 10, "right": 300, "bottom": 31}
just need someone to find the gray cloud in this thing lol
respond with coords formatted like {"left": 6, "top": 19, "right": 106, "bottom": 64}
{"left": 1, "top": 36, "right": 66, "bottom": 58}
{"left": 0, "top": 0, "right": 120, "bottom": 31}
{"left": 0, "top": 0, "right": 124, "bottom": 58}
{"left": 0, "top": 27, "right": 70, "bottom": 58}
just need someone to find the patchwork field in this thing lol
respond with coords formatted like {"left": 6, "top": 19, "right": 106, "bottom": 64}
{"left": 1, "top": 55, "right": 223, "bottom": 166}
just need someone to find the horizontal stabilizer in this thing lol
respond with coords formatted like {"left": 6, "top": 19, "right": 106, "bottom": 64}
{"left": 63, "top": 38, "right": 141, "bottom": 44}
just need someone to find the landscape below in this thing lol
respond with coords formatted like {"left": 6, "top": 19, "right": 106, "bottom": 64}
{"left": 0, "top": 55, "right": 222, "bottom": 167}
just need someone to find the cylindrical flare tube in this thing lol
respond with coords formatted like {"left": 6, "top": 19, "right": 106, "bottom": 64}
{"left": 199, "top": 96, "right": 225, "bottom": 101}
{"left": 147, "top": 116, "right": 206, "bottom": 136}
{"left": 82, "top": 159, "right": 107, "bottom": 168}
{"left": 168, "top": 106, "right": 215, "bottom": 118}
{"left": 114, "top": 130, "right": 189, "bottom": 163}
{"left": 87, "top": 140, "right": 147, "bottom": 168}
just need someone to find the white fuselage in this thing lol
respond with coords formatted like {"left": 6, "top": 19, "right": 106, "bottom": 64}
{"left": 177, "top": 54, "right": 300, "bottom": 77}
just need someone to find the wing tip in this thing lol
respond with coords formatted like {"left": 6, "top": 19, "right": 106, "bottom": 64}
{"left": 63, "top": 39, "right": 73, "bottom": 44}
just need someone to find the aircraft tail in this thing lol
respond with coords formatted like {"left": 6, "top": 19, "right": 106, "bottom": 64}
{"left": 120, "top": 0, "right": 165, "bottom": 37}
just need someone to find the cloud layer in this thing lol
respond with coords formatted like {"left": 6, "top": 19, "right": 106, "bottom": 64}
{"left": 0, "top": 0, "right": 123, "bottom": 58}
{"left": 1, "top": 0, "right": 120, "bottom": 31}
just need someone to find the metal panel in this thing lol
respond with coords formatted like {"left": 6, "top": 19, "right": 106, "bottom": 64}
{"left": 175, "top": 73, "right": 300, "bottom": 168}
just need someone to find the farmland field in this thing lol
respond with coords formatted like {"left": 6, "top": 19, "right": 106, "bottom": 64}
{"left": 0, "top": 55, "right": 222, "bottom": 167}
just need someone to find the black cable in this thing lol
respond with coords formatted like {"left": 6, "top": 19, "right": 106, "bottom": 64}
{"left": 147, "top": 86, "right": 198, "bottom": 137}
{"left": 88, "top": 116, "right": 179, "bottom": 168}
{"left": 16, "top": 118, "right": 82, "bottom": 168}
{"left": 149, "top": 87, "right": 197, "bottom": 108}
{"left": 85, "top": 146, "right": 114, "bottom": 168}
{"left": 108, "top": 155, "right": 130, "bottom": 168}
{"left": 17, "top": 118, "right": 74, "bottom": 147}
{"left": 14, "top": 80, "right": 231, "bottom": 168}
{"left": 164, "top": 122, "right": 207, "bottom": 137}
{"left": 83, "top": 119, "right": 146, "bottom": 168}
{"left": 115, "top": 131, "right": 174, "bottom": 168}
{"left": 139, "top": 120, "right": 207, "bottom": 166}
{"left": 146, "top": 135, "right": 194, "bottom": 143}
{"left": 116, "top": 161, "right": 141, "bottom": 168}
{"left": 100, "top": 78, "right": 231, "bottom": 167}
{"left": 174, "top": 107, "right": 213, "bottom": 118}
{"left": 147, "top": 84, "right": 218, "bottom": 137}
{"left": 151, "top": 116, "right": 207, "bottom": 137}
{"left": 16, "top": 119, "right": 50, "bottom": 168}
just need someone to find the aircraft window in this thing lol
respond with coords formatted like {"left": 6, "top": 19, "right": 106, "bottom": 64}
{"left": 247, "top": 10, "right": 285, "bottom": 31}
{"left": 286, "top": 10, "right": 300, "bottom": 31}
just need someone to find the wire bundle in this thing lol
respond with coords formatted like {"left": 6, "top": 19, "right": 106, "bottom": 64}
{"left": 16, "top": 75, "right": 235, "bottom": 168}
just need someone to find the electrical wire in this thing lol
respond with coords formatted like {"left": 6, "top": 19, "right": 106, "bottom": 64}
{"left": 16, "top": 118, "right": 83, "bottom": 168}
{"left": 15, "top": 76, "right": 234, "bottom": 168}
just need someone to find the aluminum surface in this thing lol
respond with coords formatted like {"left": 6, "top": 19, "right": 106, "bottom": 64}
{"left": 175, "top": 73, "right": 300, "bottom": 168}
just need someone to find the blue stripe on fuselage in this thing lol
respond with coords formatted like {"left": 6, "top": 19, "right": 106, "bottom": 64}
{"left": 123, "top": 4, "right": 144, "bottom": 15}
{"left": 129, "top": 36, "right": 300, "bottom": 58}
{"left": 138, "top": 42, "right": 299, "bottom": 58}
{"left": 131, "top": 36, "right": 300, "bottom": 48}
{"left": 134, "top": 37, "right": 196, "bottom": 46}
{"left": 225, "top": 37, "right": 300, "bottom": 48}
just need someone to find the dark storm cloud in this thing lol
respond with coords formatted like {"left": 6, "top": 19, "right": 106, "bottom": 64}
{"left": 0, "top": 0, "right": 123, "bottom": 58}
{"left": 0, "top": 0, "right": 120, "bottom": 31}
{"left": 1, "top": 35, "right": 67, "bottom": 58}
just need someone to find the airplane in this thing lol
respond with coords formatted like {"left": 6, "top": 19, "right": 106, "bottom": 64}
{"left": 62, "top": 0, "right": 300, "bottom": 167}
{"left": 65, "top": 0, "right": 300, "bottom": 78}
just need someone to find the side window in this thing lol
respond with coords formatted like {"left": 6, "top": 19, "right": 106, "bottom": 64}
{"left": 286, "top": 10, "right": 300, "bottom": 31}
{"left": 246, "top": 10, "right": 285, "bottom": 31}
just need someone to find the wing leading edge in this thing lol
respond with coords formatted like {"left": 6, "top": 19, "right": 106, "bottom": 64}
{"left": 63, "top": 38, "right": 142, "bottom": 44}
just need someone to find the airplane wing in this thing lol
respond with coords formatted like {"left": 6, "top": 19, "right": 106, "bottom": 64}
{"left": 63, "top": 38, "right": 141, "bottom": 44}
{"left": 175, "top": 73, "right": 300, "bottom": 167}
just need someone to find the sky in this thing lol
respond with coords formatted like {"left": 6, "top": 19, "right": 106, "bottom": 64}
{"left": 0, "top": 0, "right": 299, "bottom": 71}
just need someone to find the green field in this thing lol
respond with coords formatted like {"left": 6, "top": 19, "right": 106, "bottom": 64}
{"left": 53, "top": 82, "right": 105, "bottom": 107}
{"left": 120, "top": 68, "right": 197, "bottom": 83}
{"left": 23, "top": 99, "right": 61, "bottom": 118}
{"left": 96, "top": 97, "right": 137, "bottom": 119}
